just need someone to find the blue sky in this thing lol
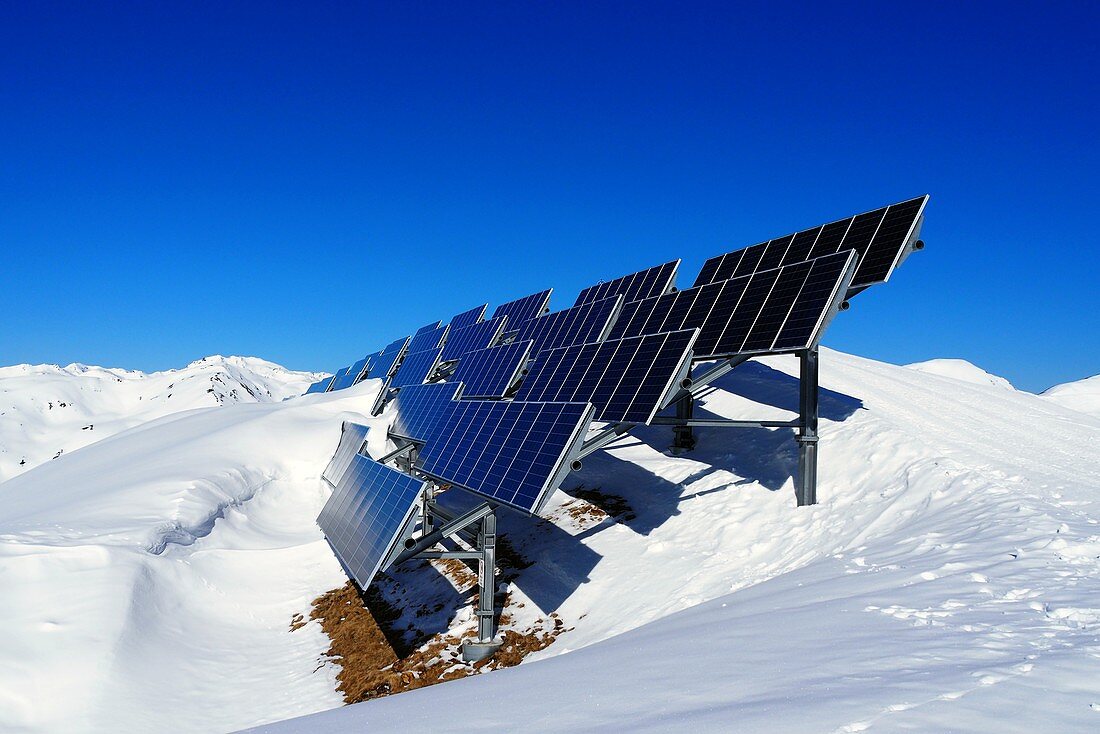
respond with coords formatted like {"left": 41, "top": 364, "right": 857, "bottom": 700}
{"left": 1, "top": 2, "right": 1096, "bottom": 392}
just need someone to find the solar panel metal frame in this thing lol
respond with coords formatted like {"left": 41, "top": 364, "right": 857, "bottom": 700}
{"left": 515, "top": 329, "right": 698, "bottom": 424}
{"left": 610, "top": 250, "right": 857, "bottom": 359}
{"left": 452, "top": 340, "right": 534, "bottom": 400}
{"left": 414, "top": 399, "right": 595, "bottom": 515}
{"left": 693, "top": 195, "right": 928, "bottom": 295}
{"left": 317, "top": 443, "right": 425, "bottom": 592}
{"left": 573, "top": 260, "right": 680, "bottom": 307}
{"left": 491, "top": 289, "right": 552, "bottom": 327}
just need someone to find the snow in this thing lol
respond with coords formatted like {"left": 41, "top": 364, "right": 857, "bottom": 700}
{"left": 2, "top": 350, "right": 1099, "bottom": 733}
{"left": 0, "top": 356, "right": 323, "bottom": 483}
{"left": 905, "top": 358, "right": 1015, "bottom": 390}
{"left": 1042, "top": 374, "right": 1100, "bottom": 418}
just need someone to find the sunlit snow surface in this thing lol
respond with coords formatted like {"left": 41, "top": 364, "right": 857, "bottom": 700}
{"left": 2, "top": 350, "right": 1099, "bottom": 733}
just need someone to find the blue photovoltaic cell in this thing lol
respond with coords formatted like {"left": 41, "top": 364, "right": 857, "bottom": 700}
{"left": 330, "top": 356, "right": 371, "bottom": 391}
{"left": 516, "top": 329, "right": 697, "bottom": 423}
{"left": 510, "top": 296, "right": 621, "bottom": 357}
{"left": 391, "top": 348, "right": 442, "bottom": 388}
{"left": 439, "top": 316, "right": 506, "bottom": 362}
{"left": 491, "top": 289, "right": 552, "bottom": 326}
{"left": 408, "top": 324, "right": 449, "bottom": 354}
{"left": 371, "top": 337, "right": 411, "bottom": 379}
{"left": 317, "top": 448, "right": 425, "bottom": 592}
{"left": 304, "top": 376, "right": 335, "bottom": 395}
{"left": 417, "top": 399, "right": 593, "bottom": 514}
{"left": 573, "top": 260, "right": 679, "bottom": 307}
{"left": 609, "top": 251, "right": 855, "bottom": 358}
{"left": 448, "top": 304, "right": 487, "bottom": 332}
{"left": 414, "top": 321, "right": 443, "bottom": 335}
{"left": 694, "top": 196, "right": 927, "bottom": 293}
{"left": 322, "top": 422, "right": 372, "bottom": 487}
{"left": 390, "top": 382, "right": 462, "bottom": 441}
{"left": 452, "top": 341, "right": 532, "bottom": 399}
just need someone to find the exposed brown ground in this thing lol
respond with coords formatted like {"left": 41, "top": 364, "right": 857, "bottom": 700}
{"left": 296, "top": 561, "right": 566, "bottom": 704}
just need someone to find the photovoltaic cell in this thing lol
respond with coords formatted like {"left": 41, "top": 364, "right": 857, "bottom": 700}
{"left": 322, "top": 422, "right": 371, "bottom": 487}
{"left": 390, "top": 382, "right": 462, "bottom": 441}
{"left": 452, "top": 341, "right": 533, "bottom": 399}
{"left": 610, "top": 251, "right": 856, "bottom": 357}
{"left": 448, "top": 304, "right": 487, "bottom": 332}
{"left": 516, "top": 329, "right": 697, "bottom": 423}
{"left": 304, "top": 376, "right": 335, "bottom": 395}
{"left": 317, "top": 444, "right": 425, "bottom": 592}
{"left": 414, "top": 321, "right": 443, "bottom": 335}
{"left": 329, "top": 356, "right": 370, "bottom": 391}
{"left": 693, "top": 195, "right": 928, "bottom": 293}
{"left": 491, "top": 289, "right": 552, "bottom": 326}
{"left": 439, "top": 316, "right": 506, "bottom": 362}
{"left": 416, "top": 400, "right": 594, "bottom": 514}
{"left": 510, "top": 296, "right": 621, "bottom": 356}
{"left": 573, "top": 260, "right": 679, "bottom": 307}
{"left": 408, "top": 324, "right": 449, "bottom": 354}
{"left": 371, "top": 337, "right": 411, "bottom": 379}
{"left": 391, "top": 348, "right": 442, "bottom": 388}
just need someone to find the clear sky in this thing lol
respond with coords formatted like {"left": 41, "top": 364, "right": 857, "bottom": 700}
{"left": 2, "top": 2, "right": 1096, "bottom": 392}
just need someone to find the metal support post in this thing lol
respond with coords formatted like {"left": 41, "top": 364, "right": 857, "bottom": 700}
{"left": 796, "top": 347, "right": 820, "bottom": 506}
{"left": 462, "top": 509, "right": 502, "bottom": 662}
{"left": 672, "top": 394, "right": 696, "bottom": 450}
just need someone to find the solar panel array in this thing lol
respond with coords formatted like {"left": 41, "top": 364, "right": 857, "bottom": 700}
{"left": 312, "top": 195, "right": 928, "bottom": 590}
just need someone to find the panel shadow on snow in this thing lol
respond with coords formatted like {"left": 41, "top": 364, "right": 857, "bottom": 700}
{"left": 703, "top": 360, "right": 864, "bottom": 422}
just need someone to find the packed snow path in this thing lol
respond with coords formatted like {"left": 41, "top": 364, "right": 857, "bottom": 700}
{"left": 1, "top": 349, "right": 1098, "bottom": 732}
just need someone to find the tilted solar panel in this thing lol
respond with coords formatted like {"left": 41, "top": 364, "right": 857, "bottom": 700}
{"left": 439, "top": 316, "right": 506, "bottom": 362}
{"left": 510, "top": 295, "right": 622, "bottom": 357}
{"left": 491, "top": 289, "right": 552, "bottom": 326}
{"left": 448, "top": 304, "right": 487, "bottom": 332}
{"left": 416, "top": 399, "right": 594, "bottom": 514}
{"left": 391, "top": 348, "right": 442, "bottom": 388}
{"left": 322, "top": 421, "right": 372, "bottom": 487}
{"left": 304, "top": 375, "right": 335, "bottom": 395}
{"left": 516, "top": 329, "right": 697, "bottom": 424}
{"left": 452, "top": 340, "right": 533, "bottom": 399}
{"left": 408, "top": 323, "right": 450, "bottom": 354}
{"left": 317, "top": 447, "right": 425, "bottom": 592}
{"left": 390, "top": 382, "right": 462, "bottom": 442}
{"left": 329, "top": 356, "right": 371, "bottom": 391}
{"left": 694, "top": 195, "right": 928, "bottom": 294}
{"left": 414, "top": 320, "right": 443, "bottom": 335}
{"left": 372, "top": 337, "right": 411, "bottom": 379}
{"left": 610, "top": 250, "right": 856, "bottom": 358}
{"left": 573, "top": 260, "right": 679, "bottom": 307}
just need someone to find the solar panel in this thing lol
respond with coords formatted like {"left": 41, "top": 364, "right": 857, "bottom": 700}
{"left": 439, "top": 316, "right": 507, "bottom": 362}
{"left": 515, "top": 329, "right": 697, "bottom": 423}
{"left": 414, "top": 320, "right": 443, "bottom": 335}
{"left": 416, "top": 399, "right": 594, "bottom": 514}
{"left": 391, "top": 347, "right": 442, "bottom": 388}
{"left": 448, "top": 304, "right": 487, "bottom": 332}
{"left": 491, "top": 289, "right": 552, "bottom": 326}
{"left": 510, "top": 296, "right": 622, "bottom": 356}
{"left": 372, "top": 337, "right": 411, "bottom": 379}
{"left": 322, "top": 422, "right": 372, "bottom": 487}
{"left": 452, "top": 341, "right": 533, "bottom": 399}
{"left": 574, "top": 260, "right": 679, "bottom": 306}
{"left": 610, "top": 250, "right": 856, "bottom": 357}
{"left": 390, "top": 382, "right": 462, "bottom": 442}
{"left": 408, "top": 323, "right": 450, "bottom": 354}
{"left": 317, "top": 447, "right": 425, "bottom": 592}
{"left": 304, "top": 375, "right": 335, "bottom": 394}
{"left": 693, "top": 195, "right": 927, "bottom": 294}
{"left": 329, "top": 356, "right": 371, "bottom": 391}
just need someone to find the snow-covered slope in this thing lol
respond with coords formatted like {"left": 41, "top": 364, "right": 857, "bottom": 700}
{"left": 1042, "top": 374, "right": 1100, "bottom": 418}
{"left": 905, "top": 358, "right": 1015, "bottom": 390}
{"left": 0, "top": 356, "right": 323, "bottom": 482}
{"left": 2, "top": 351, "right": 1099, "bottom": 733}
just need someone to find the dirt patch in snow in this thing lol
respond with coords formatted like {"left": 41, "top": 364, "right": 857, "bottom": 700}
{"left": 300, "top": 575, "right": 566, "bottom": 705}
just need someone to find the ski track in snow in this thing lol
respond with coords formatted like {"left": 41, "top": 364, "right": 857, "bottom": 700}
{"left": 2, "top": 350, "right": 1099, "bottom": 733}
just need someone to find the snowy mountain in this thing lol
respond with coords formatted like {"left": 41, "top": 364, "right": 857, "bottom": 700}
{"left": 2, "top": 352, "right": 1098, "bottom": 733}
{"left": 1041, "top": 374, "right": 1100, "bottom": 418}
{"left": 905, "top": 358, "right": 1015, "bottom": 390}
{"left": 0, "top": 356, "right": 324, "bottom": 482}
